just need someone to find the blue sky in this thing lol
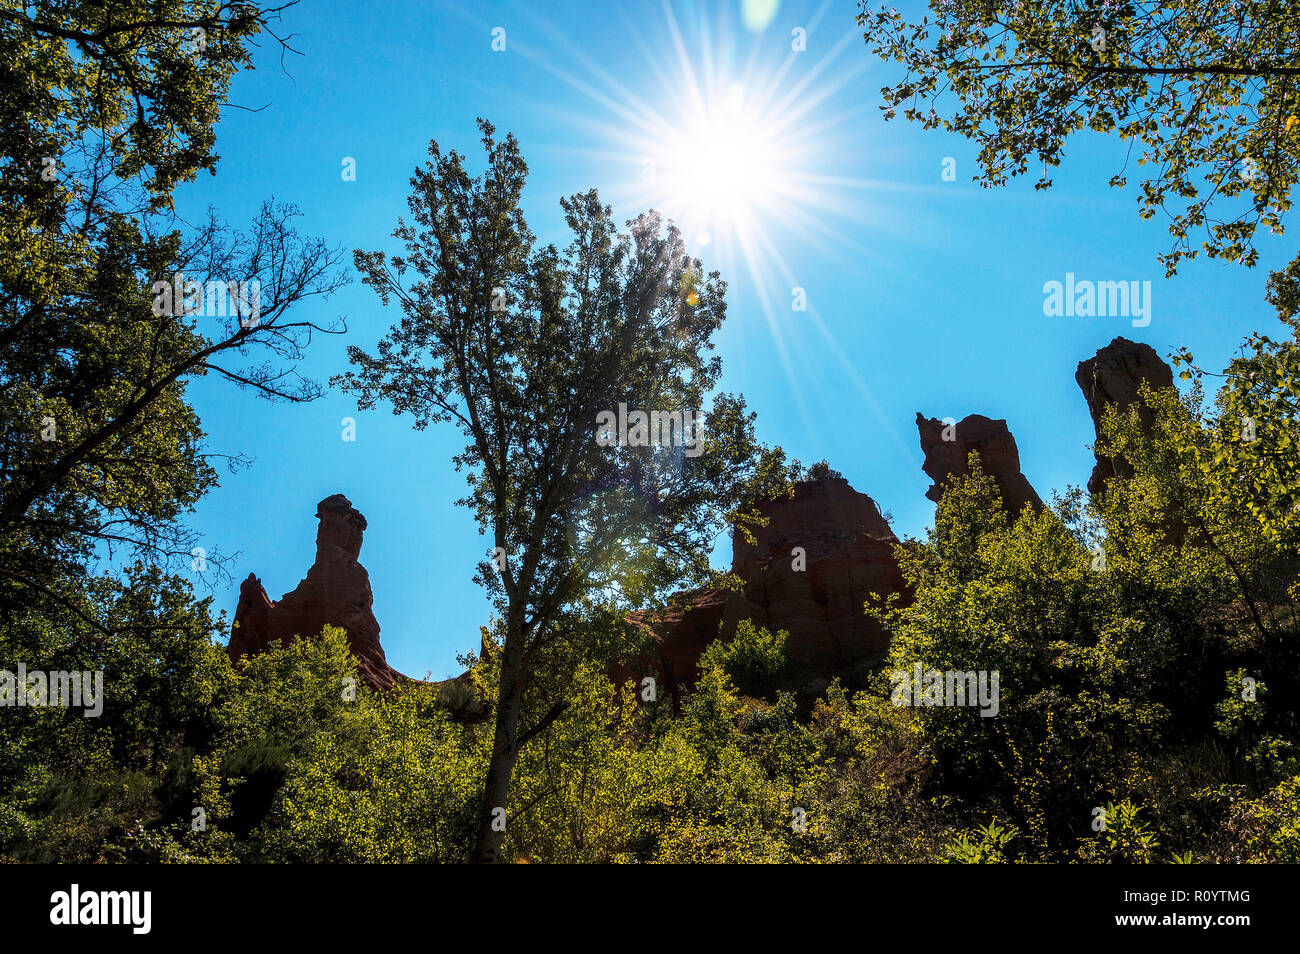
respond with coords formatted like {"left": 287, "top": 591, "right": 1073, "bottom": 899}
{"left": 176, "top": 0, "right": 1295, "bottom": 680}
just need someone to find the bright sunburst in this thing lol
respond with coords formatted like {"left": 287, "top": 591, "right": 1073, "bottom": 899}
{"left": 615, "top": 5, "right": 862, "bottom": 278}
{"left": 650, "top": 81, "right": 792, "bottom": 244}
{"left": 505, "top": 0, "right": 874, "bottom": 289}
{"left": 487, "top": 0, "right": 916, "bottom": 459}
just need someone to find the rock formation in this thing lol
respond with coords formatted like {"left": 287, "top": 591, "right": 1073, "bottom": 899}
{"left": 225, "top": 339, "right": 1180, "bottom": 702}
{"left": 229, "top": 494, "right": 405, "bottom": 689}
{"left": 627, "top": 476, "right": 906, "bottom": 693}
{"left": 1075, "top": 337, "right": 1175, "bottom": 494}
{"left": 916, "top": 412, "right": 1043, "bottom": 514}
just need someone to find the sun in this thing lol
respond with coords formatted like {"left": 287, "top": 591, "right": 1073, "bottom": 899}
{"left": 593, "top": 7, "right": 874, "bottom": 286}
{"left": 491, "top": 0, "right": 914, "bottom": 455}
{"left": 656, "top": 82, "right": 785, "bottom": 238}
{"left": 623, "top": 60, "right": 828, "bottom": 258}
{"left": 497, "top": 1, "right": 875, "bottom": 279}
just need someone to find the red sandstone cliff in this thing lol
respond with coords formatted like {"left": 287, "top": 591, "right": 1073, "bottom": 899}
{"left": 916, "top": 412, "right": 1043, "bottom": 515}
{"left": 1076, "top": 337, "right": 1175, "bottom": 494}
{"left": 627, "top": 477, "right": 906, "bottom": 693}
{"left": 229, "top": 494, "right": 405, "bottom": 689}
{"left": 229, "top": 340, "right": 1176, "bottom": 700}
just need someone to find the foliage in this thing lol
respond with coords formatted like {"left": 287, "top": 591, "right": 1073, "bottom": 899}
{"left": 699, "top": 619, "right": 788, "bottom": 694}
{"left": 1215, "top": 774, "right": 1300, "bottom": 863}
{"left": 805, "top": 459, "right": 843, "bottom": 481}
{"left": 2, "top": 7, "right": 1297, "bottom": 865}
{"left": 1076, "top": 799, "right": 1159, "bottom": 863}
{"left": 0, "top": 0, "right": 347, "bottom": 614}
{"left": 858, "top": 0, "right": 1300, "bottom": 275}
{"left": 337, "top": 118, "right": 797, "bottom": 860}
{"left": 946, "top": 819, "right": 1015, "bottom": 863}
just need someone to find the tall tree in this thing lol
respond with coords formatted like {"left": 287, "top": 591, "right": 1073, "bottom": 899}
{"left": 859, "top": 0, "right": 1300, "bottom": 275}
{"left": 339, "top": 120, "right": 795, "bottom": 862}
{"left": 0, "top": 1, "right": 347, "bottom": 620}
{"left": 0, "top": 1, "right": 352, "bottom": 864}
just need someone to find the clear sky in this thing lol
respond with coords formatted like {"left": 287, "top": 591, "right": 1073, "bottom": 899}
{"left": 174, "top": 0, "right": 1295, "bottom": 680}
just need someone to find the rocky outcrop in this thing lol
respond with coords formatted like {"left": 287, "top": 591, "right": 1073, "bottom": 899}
{"left": 916, "top": 412, "right": 1043, "bottom": 515}
{"left": 224, "top": 340, "right": 1180, "bottom": 702}
{"left": 229, "top": 494, "right": 405, "bottom": 689}
{"left": 1076, "top": 337, "right": 1175, "bottom": 494}
{"left": 625, "top": 587, "right": 732, "bottom": 692}
{"left": 627, "top": 477, "right": 906, "bottom": 693}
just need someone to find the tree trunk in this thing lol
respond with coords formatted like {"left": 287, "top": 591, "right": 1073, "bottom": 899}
{"left": 474, "top": 611, "right": 526, "bottom": 863}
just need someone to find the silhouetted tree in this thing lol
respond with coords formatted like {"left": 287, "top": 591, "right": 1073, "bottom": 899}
{"left": 339, "top": 119, "right": 796, "bottom": 862}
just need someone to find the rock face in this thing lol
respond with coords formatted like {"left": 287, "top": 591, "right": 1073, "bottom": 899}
{"left": 228, "top": 494, "right": 404, "bottom": 689}
{"left": 223, "top": 339, "right": 1179, "bottom": 701}
{"left": 916, "top": 412, "right": 1043, "bottom": 515}
{"left": 628, "top": 477, "right": 906, "bottom": 693}
{"left": 1076, "top": 337, "right": 1175, "bottom": 494}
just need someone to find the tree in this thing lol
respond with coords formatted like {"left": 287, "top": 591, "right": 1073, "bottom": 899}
{"left": 805, "top": 459, "right": 843, "bottom": 481}
{"left": 0, "top": 1, "right": 348, "bottom": 620}
{"left": 338, "top": 119, "right": 796, "bottom": 861}
{"left": 859, "top": 0, "right": 1300, "bottom": 275}
{"left": 0, "top": 564, "right": 235, "bottom": 862}
{"left": 1172, "top": 261, "right": 1300, "bottom": 556}
{"left": 0, "top": 2, "right": 352, "bottom": 860}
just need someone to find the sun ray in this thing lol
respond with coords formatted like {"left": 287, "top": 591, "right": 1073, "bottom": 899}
{"left": 438, "top": 0, "right": 915, "bottom": 456}
{"left": 743, "top": 218, "right": 919, "bottom": 465}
